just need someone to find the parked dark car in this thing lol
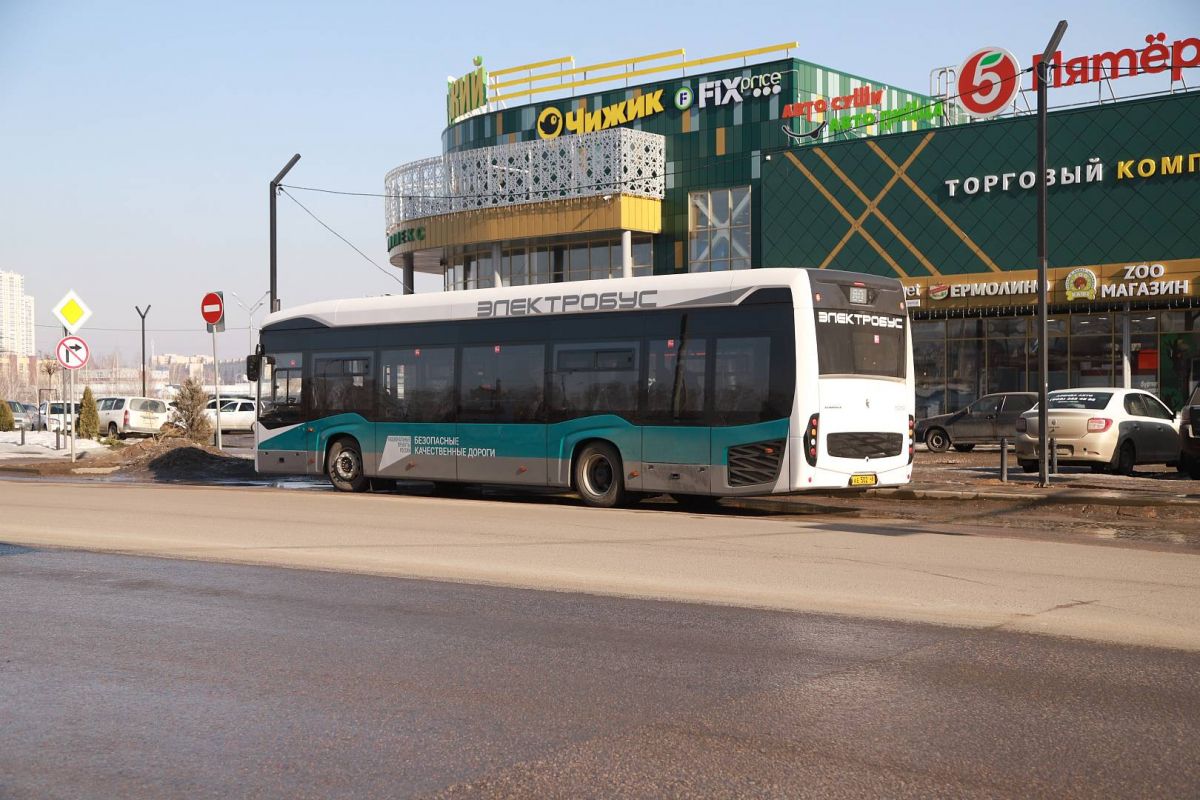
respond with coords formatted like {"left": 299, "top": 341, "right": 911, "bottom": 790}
{"left": 916, "top": 392, "right": 1037, "bottom": 452}
{"left": 1179, "top": 385, "right": 1200, "bottom": 479}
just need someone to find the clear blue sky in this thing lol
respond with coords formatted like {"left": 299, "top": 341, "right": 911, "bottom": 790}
{"left": 1, "top": 0, "right": 1196, "bottom": 363}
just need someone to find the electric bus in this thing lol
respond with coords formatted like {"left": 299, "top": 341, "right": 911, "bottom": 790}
{"left": 252, "top": 268, "right": 915, "bottom": 507}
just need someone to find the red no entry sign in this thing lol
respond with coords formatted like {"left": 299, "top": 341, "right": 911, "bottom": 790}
{"left": 201, "top": 292, "right": 224, "bottom": 325}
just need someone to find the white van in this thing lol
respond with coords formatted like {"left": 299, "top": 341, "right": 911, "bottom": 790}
{"left": 98, "top": 397, "right": 170, "bottom": 438}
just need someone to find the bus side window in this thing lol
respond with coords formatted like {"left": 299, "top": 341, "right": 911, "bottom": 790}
{"left": 460, "top": 344, "right": 545, "bottom": 423}
{"left": 549, "top": 342, "right": 638, "bottom": 420}
{"left": 647, "top": 338, "right": 706, "bottom": 422}
{"left": 379, "top": 348, "right": 455, "bottom": 423}
{"left": 312, "top": 353, "right": 374, "bottom": 418}
{"left": 714, "top": 337, "right": 771, "bottom": 424}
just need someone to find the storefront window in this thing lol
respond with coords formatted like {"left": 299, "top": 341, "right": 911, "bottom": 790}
{"left": 1156, "top": 326, "right": 1195, "bottom": 412}
{"left": 946, "top": 319, "right": 984, "bottom": 338}
{"left": 1044, "top": 335, "right": 1070, "bottom": 390}
{"left": 1071, "top": 315, "right": 1112, "bottom": 336}
{"left": 945, "top": 338, "right": 983, "bottom": 411}
{"left": 986, "top": 318, "right": 1026, "bottom": 338}
{"left": 1070, "top": 335, "right": 1115, "bottom": 387}
{"left": 1129, "top": 335, "right": 1160, "bottom": 394}
{"left": 986, "top": 338, "right": 1027, "bottom": 393}
{"left": 1129, "top": 313, "right": 1158, "bottom": 334}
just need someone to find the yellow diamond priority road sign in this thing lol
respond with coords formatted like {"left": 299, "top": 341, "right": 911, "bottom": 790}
{"left": 52, "top": 290, "right": 93, "bottom": 334}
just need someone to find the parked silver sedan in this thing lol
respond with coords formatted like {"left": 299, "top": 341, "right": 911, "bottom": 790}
{"left": 1015, "top": 388, "right": 1181, "bottom": 475}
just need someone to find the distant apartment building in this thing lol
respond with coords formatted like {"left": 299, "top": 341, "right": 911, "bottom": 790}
{"left": 0, "top": 271, "right": 35, "bottom": 358}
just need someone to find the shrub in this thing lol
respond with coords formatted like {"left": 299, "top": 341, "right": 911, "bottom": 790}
{"left": 78, "top": 387, "right": 100, "bottom": 439}
{"left": 173, "top": 377, "right": 212, "bottom": 444}
{"left": 0, "top": 400, "right": 12, "bottom": 432}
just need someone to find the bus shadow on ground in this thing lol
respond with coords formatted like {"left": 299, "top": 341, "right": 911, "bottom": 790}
{"left": 376, "top": 480, "right": 859, "bottom": 519}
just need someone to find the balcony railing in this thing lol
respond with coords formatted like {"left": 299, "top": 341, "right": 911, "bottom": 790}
{"left": 385, "top": 127, "right": 665, "bottom": 231}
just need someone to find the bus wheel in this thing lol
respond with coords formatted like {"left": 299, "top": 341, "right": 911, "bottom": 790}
{"left": 574, "top": 442, "right": 626, "bottom": 508}
{"left": 327, "top": 439, "right": 369, "bottom": 493}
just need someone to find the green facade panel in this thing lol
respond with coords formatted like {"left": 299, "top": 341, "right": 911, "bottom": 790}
{"left": 761, "top": 92, "right": 1200, "bottom": 276}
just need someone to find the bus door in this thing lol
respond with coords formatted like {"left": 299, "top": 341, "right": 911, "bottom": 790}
{"left": 641, "top": 334, "right": 711, "bottom": 494}
{"left": 456, "top": 343, "right": 547, "bottom": 485}
{"left": 310, "top": 352, "right": 376, "bottom": 475}
{"left": 375, "top": 347, "right": 457, "bottom": 481}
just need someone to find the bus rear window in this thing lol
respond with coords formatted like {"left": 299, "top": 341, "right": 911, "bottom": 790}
{"left": 814, "top": 310, "right": 906, "bottom": 379}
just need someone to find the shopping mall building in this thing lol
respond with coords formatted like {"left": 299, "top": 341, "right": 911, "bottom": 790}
{"left": 386, "top": 38, "right": 1200, "bottom": 415}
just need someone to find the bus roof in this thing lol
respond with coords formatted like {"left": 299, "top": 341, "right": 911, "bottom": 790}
{"left": 263, "top": 268, "right": 897, "bottom": 330}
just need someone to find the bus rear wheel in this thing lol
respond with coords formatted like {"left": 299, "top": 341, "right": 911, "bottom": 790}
{"left": 574, "top": 442, "right": 627, "bottom": 508}
{"left": 328, "top": 438, "right": 369, "bottom": 493}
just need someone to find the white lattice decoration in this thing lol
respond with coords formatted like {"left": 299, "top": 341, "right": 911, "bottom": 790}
{"left": 385, "top": 128, "right": 665, "bottom": 231}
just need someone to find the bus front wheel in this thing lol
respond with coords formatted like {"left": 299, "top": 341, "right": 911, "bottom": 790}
{"left": 574, "top": 442, "right": 627, "bottom": 508}
{"left": 327, "top": 438, "right": 369, "bottom": 493}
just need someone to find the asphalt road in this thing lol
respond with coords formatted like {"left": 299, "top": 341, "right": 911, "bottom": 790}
{"left": 2, "top": 546, "right": 1198, "bottom": 799}
{"left": 1, "top": 480, "right": 1198, "bottom": 650}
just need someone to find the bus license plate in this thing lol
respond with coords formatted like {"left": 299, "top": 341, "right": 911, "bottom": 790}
{"left": 850, "top": 474, "right": 877, "bottom": 487}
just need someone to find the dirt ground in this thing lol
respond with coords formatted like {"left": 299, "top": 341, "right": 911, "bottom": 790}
{"left": 734, "top": 447, "right": 1200, "bottom": 550}
{"left": 20, "top": 437, "right": 257, "bottom": 483}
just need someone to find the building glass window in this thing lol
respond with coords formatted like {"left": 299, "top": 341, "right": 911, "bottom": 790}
{"left": 986, "top": 337, "right": 1027, "bottom": 393}
{"left": 451, "top": 236, "right": 653, "bottom": 289}
{"left": 568, "top": 243, "right": 590, "bottom": 282}
{"left": 688, "top": 187, "right": 751, "bottom": 272}
{"left": 1069, "top": 334, "right": 1115, "bottom": 387}
{"left": 1130, "top": 335, "right": 1160, "bottom": 394}
{"left": 945, "top": 337, "right": 983, "bottom": 411}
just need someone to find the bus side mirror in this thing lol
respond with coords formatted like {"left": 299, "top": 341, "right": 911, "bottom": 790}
{"left": 246, "top": 355, "right": 261, "bottom": 382}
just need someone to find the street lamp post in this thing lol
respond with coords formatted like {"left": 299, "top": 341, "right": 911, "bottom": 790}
{"left": 270, "top": 154, "right": 302, "bottom": 313}
{"left": 135, "top": 305, "right": 151, "bottom": 396}
{"left": 1036, "top": 20, "right": 1068, "bottom": 488}
{"left": 229, "top": 290, "right": 269, "bottom": 360}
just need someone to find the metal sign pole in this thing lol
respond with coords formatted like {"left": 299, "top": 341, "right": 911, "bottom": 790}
{"left": 69, "top": 363, "right": 76, "bottom": 463}
{"left": 60, "top": 326, "right": 68, "bottom": 452}
{"left": 213, "top": 328, "right": 222, "bottom": 450}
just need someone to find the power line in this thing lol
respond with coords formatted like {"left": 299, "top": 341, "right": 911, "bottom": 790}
{"left": 278, "top": 187, "right": 409, "bottom": 292}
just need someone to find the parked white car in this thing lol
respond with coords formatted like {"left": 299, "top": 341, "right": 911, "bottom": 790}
{"left": 203, "top": 398, "right": 259, "bottom": 432}
{"left": 40, "top": 401, "right": 80, "bottom": 432}
{"left": 98, "top": 396, "right": 171, "bottom": 438}
{"left": 5, "top": 400, "right": 33, "bottom": 430}
{"left": 1016, "top": 388, "right": 1181, "bottom": 475}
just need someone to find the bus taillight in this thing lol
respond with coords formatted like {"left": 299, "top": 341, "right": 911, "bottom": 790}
{"left": 804, "top": 413, "right": 819, "bottom": 466}
{"left": 908, "top": 415, "right": 915, "bottom": 464}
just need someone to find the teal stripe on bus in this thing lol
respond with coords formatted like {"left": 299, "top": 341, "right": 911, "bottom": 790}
{"left": 263, "top": 414, "right": 790, "bottom": 467}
